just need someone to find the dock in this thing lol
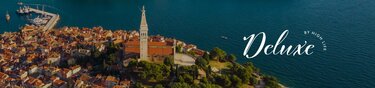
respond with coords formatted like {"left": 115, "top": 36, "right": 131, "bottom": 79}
{"left": 25, "top": 7, "right": 60, "bottom": 31}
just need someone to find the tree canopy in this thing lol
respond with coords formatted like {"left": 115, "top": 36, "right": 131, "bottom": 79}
{"left": 164, "top": 56, "right": 174, "bottom": 66}
{"left": 227, "top": 54, "right": 237, "bottom": 62}
{"left": 209, "top": 47, "right": 227, "bottom": 61}
{"left": 170, "top": 82, "right": 191, "bottom": 88}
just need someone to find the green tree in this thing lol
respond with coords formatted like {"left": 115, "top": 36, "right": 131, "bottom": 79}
{"left": 134, "top": 82, "right": 143, "bottom": 88}
{"left": 135, "top": 61, "right": 169, "bottom": 82}
{"left": 214, "top": 75, "right": 231, "bottom": 87}
{"left": 210, "top": 47, "right": 226, "bottom": 61}
{"left": 202, "top": 52, "right": 210, "bottom": 61}
{"left": 231, "top": 75, "right": 242, "bottom": 87}
{"left": 182, "top": 74, "right": 194, "bottom": 83}
{"left": 192, "top": 65, "right": 199, "bottom": 79}
{"left": 243, "top": 62, "right": 256, "bottom": 72}
{"left": 150, "top": 64, "right": 164, "bottom": 81}
{"left": 170, "top": 82, "right": 191, "bottom": 88}
{"left": 207, "top": 65, "right": 212, "bottom": 78}
{"left": 250, "top": 77, "right": 259, "bottom": 85}
{"left": 230, "top": 63, "right": 253, "bottom": 84}
{"left": 127, "top": 59, "right": 138, "bottom": 68}
{"left": 264, "top": 75, "right": 281, "bottom": 88}
{"left": 139, "top": 71, "right": 148, "bottom": 80}
{"left": 227, "top": 54, "right": 237, "bottom": 62}
{"left": 201, "top": 77, "right": 209, "bottom": 83}
{"left": 164, "top": 56, "right": 174, "bottom": 66}
{"left": 178, "top": 76, "right": 185, "bottom": 82}
{"left": 139, "top": 61, "right": 151, "bottom": 69}
{"left": 92, "top": 48, "right": 101, "bottom": 58}
{"left": 237, "top": 68, "right": 252, "bottom": 84}
{"left": 161, "top": 64, "right": 171, "bottom": 77}
{"left": 108, "top": 53, "right": 117, "bottom": 65}
{"left": 176, "top": 45, "right": 183, "bottom": 53}
{"left": 195, "top": 58, "right": 208, "bottom": 67}
{"left": 200, "top": 83, "right": 222, "bottom": 88}
{"left": 154, "top": 84, "right": 164, "bottom": 88}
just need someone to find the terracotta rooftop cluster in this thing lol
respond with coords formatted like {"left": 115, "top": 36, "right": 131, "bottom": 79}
{"left": 0, "top": 26, "right": 137, "bottom": 87}
{"left": 0, "top": 25, "right": 206, "bottom": 87}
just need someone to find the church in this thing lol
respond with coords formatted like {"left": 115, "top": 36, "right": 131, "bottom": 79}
{"left": 123, "top": 6, "right": 175, "bottom": 61}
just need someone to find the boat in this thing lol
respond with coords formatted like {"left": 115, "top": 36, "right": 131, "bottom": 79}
{"left": 23, "top": 6, "right": 31, "bottom": 14}
{"left": 31, "top": 16, "right": 48, "bottom": 25}
{"left": 17, "top": 7, "right": 25, "bottom": 14}
{"left": 221, "top": 36, "right": 228, "bottom": 40}
{"left": 42, "top": 16, "right": 52, "bottom": 20}
{"left": 17, "top": 2, "right": 23, "bottom": 5}
{"left": 5, "top": 11, "right": 10, "bottom": 22}
{"left": 16, "top": 6, "right": 32, "bottom": 14}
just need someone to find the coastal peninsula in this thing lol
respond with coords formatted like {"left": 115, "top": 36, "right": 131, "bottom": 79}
{"left": 0, "top": 5, "right": 282, "bottom": 88}
{"left": 0, "top": 25, "right": 282, "bottom": 88}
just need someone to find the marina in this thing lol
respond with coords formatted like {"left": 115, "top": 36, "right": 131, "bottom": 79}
{"left": 16, "top": 5, "right": 59, "bottom": 31}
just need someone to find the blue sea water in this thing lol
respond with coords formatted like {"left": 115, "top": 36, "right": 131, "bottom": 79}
{"left": 1, "top": 0, "right": 375, "bottom": 87}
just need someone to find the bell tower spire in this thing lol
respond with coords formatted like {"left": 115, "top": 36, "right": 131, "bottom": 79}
{"left": 139, "top": 5, "right": 149, "bottom": 61}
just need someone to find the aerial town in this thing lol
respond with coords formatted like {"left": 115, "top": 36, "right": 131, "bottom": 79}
{"left": 0, "top": 25, "right": 205, "bottom": 87}
{"left": 0, "top": 5, "right": 282, "bottom": 88}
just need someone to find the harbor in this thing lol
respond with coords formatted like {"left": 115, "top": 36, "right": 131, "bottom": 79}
{"left": 0, "top": 0, "right": 374, "bottom": 87}
{"left": 17, "top": 5, "right": 59, "bottom": 31}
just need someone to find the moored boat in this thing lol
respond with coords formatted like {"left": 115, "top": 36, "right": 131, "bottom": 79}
{"left": 17, "top": 2, "right": 23, "bottom": 5}
{"left": 17, "top": 7, "right": 25, "bottom": 14}
{"left": 5, "top": 11, "right": 10, "bottom": 22}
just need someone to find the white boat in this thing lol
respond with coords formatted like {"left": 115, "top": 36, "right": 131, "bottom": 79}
{"left": 17, "top": 7, "right": 24, "bottom": 14}
{"left": 23, "top": 6, "right": 30, "bottom": 13}
{"left": 34, "top": 16, "right": 49, "bottom": 25}
{"left": 17, "top": 6, "right": 32, "bottom": 14}
{"left": 221, "top": 36, "right": 228, "bottom": 40}
{"left": 32, "top": 16, "right": 45, "bottom": 25}
{"left": 24, "top": 9, "right": 30, "bottom": 13}
{"left": 42, "top": 16, "right": 52, "bottom": 20}
{"left": 5, "top": 11, "right": 10, "bottom": 21}
{"left": 17, "top": 2, "right": 23, "bottom": 5}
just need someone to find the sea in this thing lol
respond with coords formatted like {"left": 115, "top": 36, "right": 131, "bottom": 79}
{"left": 0, "top": 0, "right": 374, "bottom": 87}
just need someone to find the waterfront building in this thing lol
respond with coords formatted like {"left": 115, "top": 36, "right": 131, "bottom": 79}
{"left": 124, "top": 6, "right": 181, "bottom": 63}
{"left": 124, "top": 36, "right": 175, "bottom": 59}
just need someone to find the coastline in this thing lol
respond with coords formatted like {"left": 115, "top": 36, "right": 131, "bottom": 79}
{"left": 1, "top": 0, "right": 374, "bottom": 87}
{"left": 0, "top": 25, "right": 283, "bottom": 87}
{"left": 0, "top": 3, "right": 284, "bottom": 88}
{"left": 280, "top": 83, "right": 287, "bottom": 88}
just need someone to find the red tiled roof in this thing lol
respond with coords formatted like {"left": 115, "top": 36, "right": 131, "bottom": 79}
{"left": 124, "top": 40, "right": 174, "bottom": 56}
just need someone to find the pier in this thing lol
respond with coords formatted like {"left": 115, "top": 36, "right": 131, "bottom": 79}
{"left": 19, "top": 6, "right": 60, "bottom": 31}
